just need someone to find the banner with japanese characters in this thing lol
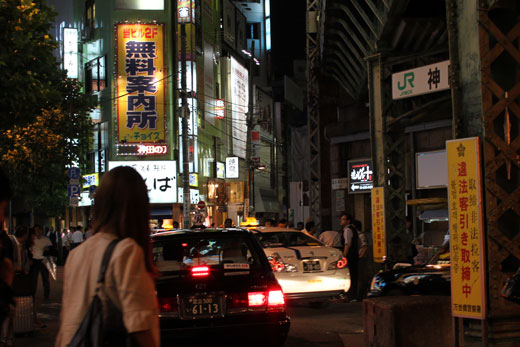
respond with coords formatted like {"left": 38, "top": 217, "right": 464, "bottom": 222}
{"left": 447, "top": 137, "right": 486, "bottom": 319}
{"left": 371, "top": 187, "right": 386, "bottom": 263}
{"left": 116, "top": 24, "right": 165, "bottom": 143}
{"left": 108, "top": 161, "right": 177, "bottom": 204}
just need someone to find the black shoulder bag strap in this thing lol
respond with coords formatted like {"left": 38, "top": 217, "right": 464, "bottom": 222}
{"left": 96, "top": 239, "right": 121, "bottom": 288}
{"left": 69, "top": 238, "right": 121, "bottom": 347}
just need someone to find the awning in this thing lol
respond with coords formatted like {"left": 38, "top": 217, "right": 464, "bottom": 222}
{"left": 151, "top": 207, "right": 173, "bottom": 219}
{"left": 418, "top": 209, "right": 448, "bottom": 223}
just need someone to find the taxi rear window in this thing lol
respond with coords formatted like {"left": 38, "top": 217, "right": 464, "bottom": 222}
{"left": 255, "top": 231, "right": 323, "bottom": 248}
{"left": 152, "top": 235, "right": 264, "bottom": 273}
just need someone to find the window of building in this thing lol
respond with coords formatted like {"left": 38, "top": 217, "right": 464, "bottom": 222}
{"left": 248, "top": 23, "right": 260, "bottom": 40}
{"left": 85, "top": 0, "right": 95, "bottom": 40}
{"left": 85, "top": 56, "right": 106, "bottom": 93}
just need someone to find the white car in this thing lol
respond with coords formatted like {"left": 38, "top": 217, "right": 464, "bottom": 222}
{"left": 250, "top": 227, "right": 350, "bottom": 301}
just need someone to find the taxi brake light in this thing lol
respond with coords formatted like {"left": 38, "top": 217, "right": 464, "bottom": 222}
{"left": 267, "top": 290, "right": 285, "bottom": 306}
{"left": 248, "top": 292, "right": 266, "bottom": 306}
{"left": 337, "top": 257, "right": 348, "bottom": 269}
{"left": 191, "top": 265, "right": 210, "bottom": 277}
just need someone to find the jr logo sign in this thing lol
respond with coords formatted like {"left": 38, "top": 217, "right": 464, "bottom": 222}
{"left": 398, "top": 72, "right": 415, "bottom": 91}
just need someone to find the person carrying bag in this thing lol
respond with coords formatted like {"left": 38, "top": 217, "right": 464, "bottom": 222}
{"left": 56, "top": 167, "right": 159, "bottom": 347}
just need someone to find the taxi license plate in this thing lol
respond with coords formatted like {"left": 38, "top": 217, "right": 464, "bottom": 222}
{"left": 303, "top": 260, "right": 321, "bottom": 272}
{"left": 182, "top": 296, "right": 222, "bottom": 318}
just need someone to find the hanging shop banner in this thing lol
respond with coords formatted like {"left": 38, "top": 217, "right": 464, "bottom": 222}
{"left": 108, "top": 160, "right": 177, "bottom": 204}
{"left": 230, "top": 57, "right": 248, "bottom": 158}
{"left": 116, "top": 24, "right": 165, "bottom": 144}
{"left": 226, "top": 156, "right": 239, "bottom": 178}
{"left": 217, "top": 161, "right": 225, "bottom": 178}
{"left": 177, "top": 0, "right": 194, "bottom": 23}
{"left": 446, "top": 137, "right": 486, "bottom": 320}
{"left": 392, "top": 60, "right": 450, "bottom": 100}
{"left": 371, "top": 187, "right": 386, "bottom": 263}
{"left": 348, "top": 159, "right": 373, "bottom": 193}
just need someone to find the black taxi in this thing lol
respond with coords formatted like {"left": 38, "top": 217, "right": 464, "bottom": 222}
{"left": 152, "top": 228, "right": 290, "bottom": 346}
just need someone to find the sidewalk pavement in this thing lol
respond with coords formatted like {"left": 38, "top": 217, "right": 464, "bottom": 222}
{"left": 15, "top": 265, "right": 63, "bottom": 347}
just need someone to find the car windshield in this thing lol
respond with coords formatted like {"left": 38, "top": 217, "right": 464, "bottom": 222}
{"left": 152, "top": 234, "right": 263, "bottom": 273}
{"left": 255, "top": 231, "right": 322, "bottom": 248}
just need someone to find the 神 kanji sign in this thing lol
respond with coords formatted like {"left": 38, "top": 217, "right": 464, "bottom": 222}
{"left": 447, "top": 137, "right": 486, "bottom": 320}
{"left": 392, "top": 60, "right": 450, "bottom": 100}
{"left": 371, "top": 187, "right": 387, "bottom": 263}
{"left": 116, "top": 24, "right": 165, "bottom": 143}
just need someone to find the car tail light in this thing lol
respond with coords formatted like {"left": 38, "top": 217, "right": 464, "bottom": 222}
{"left": 267, "top": 290, "right": 285, "bottom": 306}
{"left": 248, "top": 292, "right": 267, "bottom": 306}
{"left": 191, "top": 265, "right": 210, "bottom": 277}
{"left": 247, "top": 287, "right": 286, "bottom": 312}
{"left": 158, "top": 297, "right": 178, "bottom": 312}
{"left": 327, "top": 257, "right": 348, "bottom": 270}
{"left": 268, "top": 253, "right": 298, "bottom": 273}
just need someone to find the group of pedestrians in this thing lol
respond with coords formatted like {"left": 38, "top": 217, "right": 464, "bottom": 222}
{"left": 0, "top": 166, "right": 160, "bottom": 347}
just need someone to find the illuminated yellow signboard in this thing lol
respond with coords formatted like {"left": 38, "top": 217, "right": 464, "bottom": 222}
{"left": 447, "top": 137, "right": 486, "bottom": 319}
{"left": 371, "top": 187, "right": 386, "bottom": 263}
{"left": 116, "top": 24, "right": 165, "bottom": 143}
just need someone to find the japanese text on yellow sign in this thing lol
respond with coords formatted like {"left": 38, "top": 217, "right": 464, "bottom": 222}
{"left": 116, "top": 24, "right": 165, "bottom": 143}
{"left": 371, "top": 187, "right": 386, "bottom": 263}
{"left": 447, "top": 137, "right": 486, "bottom": 319}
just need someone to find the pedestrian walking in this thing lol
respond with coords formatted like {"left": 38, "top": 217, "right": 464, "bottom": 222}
{"left": 30, "top": 225, "right": 51, "bottom": 300}
{"left": 340, "top": 213, "right": 359, "bottom": 302}
{"left": 70, "top": 226, "right": 83, "bottom": 249}
{"left": 56, "top": 166, "right": 159, "bottom": 347}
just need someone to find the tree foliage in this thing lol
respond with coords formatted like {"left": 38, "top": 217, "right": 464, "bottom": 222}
{"left": 0, "top": 0, "right": 96, "bottom": 217}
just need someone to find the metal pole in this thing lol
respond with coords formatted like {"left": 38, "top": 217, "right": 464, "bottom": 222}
{"left": 180, "top": 23, "right": 191, "bottom": 229}
{"left": 246, "top": 40, "right": 255, "bottom": 217}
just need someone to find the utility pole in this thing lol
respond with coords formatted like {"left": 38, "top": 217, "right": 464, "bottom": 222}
{"left": 180, "top": 23, "right": 191, "bottom": 228}
{"left": 245, "top": 40, "right": 255, "bottom": 218}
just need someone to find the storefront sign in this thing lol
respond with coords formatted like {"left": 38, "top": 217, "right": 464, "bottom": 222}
{"left": 331, "top": 178, "right": 348, "bottom": 190}
{"left": 230, "top": 57, "right": 248, "bottom": 158}
{"left": 392, "top": 60, "right": 450, "bottom": 100}
{"left": 228, "top": 181, "right": 244, "bottom": 204}
{"left": 108, "top": 160, "right": 177, "bottom": 203}
{"left": 189, "top": 173, "right": 198, "bottom": 187}
{"left": 178, "top": 188, "right": 200, "bottom": 204}
{"left": 116, "top": 24, "right": 165, "bottom": 144}
{"left": 177, "top": 0, "right": 194, "bottom": 23}
{"left": 348, "top": 159, "right": 373, "bottom": 193}
{"left": 217, "top": 162, "right": 225, "bottom": 179}
{"left": 215, "top": 99, "right": 225, "bottom": 119}
{"left": 447, "top": 137, "right": 486, "bottom": 320}
{"left": 371, "top": 187, "right": 386, "bottom": 263}
{"left": 82, "top": 173, "right": 99, "bottom": 189}
{"left": 226, "top": 157, "right": 239, "bottom": 178}
{"left": 116, "top": 143, "right": 168, "bottom": 156}
{"left": 63, "top": 28, "right": 78, "bottom": 79}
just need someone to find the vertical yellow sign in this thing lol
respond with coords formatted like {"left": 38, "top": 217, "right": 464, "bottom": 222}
{"left": 371, "top": 187, "right": 386, "bottom": 263}
{"left": 116, "top": 24, "right": 165, "bottom": 143}
{"left": 447, "top": 137, "right": 486, "bottom": 319}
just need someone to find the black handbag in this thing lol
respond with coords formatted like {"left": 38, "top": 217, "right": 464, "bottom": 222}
{"left": 69, "top": 239, "right": 136, "bottom": 347}
{"left": 501, "top": 268, "right": 520, "bottom": 304}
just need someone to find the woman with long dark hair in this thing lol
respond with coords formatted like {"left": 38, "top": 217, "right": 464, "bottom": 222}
{"left": 56, "top": 166, "right": 159, "bottom": 347}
